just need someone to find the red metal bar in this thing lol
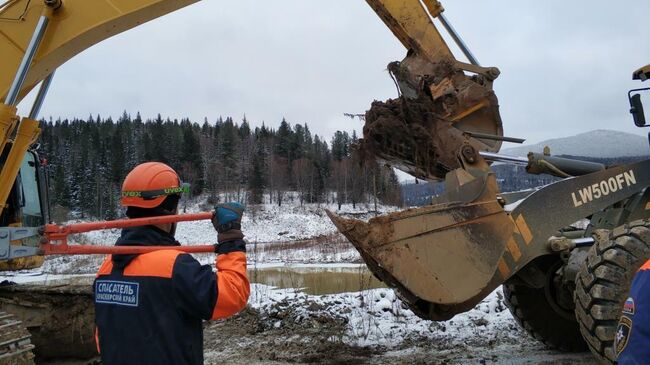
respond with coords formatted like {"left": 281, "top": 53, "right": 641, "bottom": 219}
{"left": 44, "top": 212, "right": 214, "bottom": 236}
{"left": 42, "top": 243, "right": 216, "bottom": 255}
{"left": 41, "top": 212, "right": 216, "bottom": 256}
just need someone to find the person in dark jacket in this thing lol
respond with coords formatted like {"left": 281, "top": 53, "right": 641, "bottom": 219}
{"left": 94, "top": 162, "right": 249, "bottom": 365}
{"left": 616, "top": 259, "right": 650, "bottom": 364}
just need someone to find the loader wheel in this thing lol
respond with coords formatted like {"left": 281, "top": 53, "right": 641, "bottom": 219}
{"left": 574, "top": 220, "right": 650, "bottom": 364}
{"left": 503, "top": 256, "right": 588, "bottom": 352}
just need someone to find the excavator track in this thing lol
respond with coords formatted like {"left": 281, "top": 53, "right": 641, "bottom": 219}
{"left": 0, "top": 280, "right": 96, "bottom": 362}
{"left": 0, "top": 311, "right": 35, "bottom": 365}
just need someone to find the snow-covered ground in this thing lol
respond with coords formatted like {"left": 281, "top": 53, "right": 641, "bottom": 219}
{"left": 202, "top": 283, "right": 594, "bottom": 364}
{"left": 249, "top": 284, "right": 516, "bottom": 348}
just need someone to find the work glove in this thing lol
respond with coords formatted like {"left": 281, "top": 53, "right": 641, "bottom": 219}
{"left": 212, "top": 202, "right": 245, "bottom": 254}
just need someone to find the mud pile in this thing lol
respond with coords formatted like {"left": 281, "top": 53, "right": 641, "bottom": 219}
{"left": 361, "top": 96, "right": 446, "bottom": 179}
{"left": 358, "top": 60, "right": 503, "bottom": 181}
{"left": 203, "top": 305, "right": 376, "bottom": 364}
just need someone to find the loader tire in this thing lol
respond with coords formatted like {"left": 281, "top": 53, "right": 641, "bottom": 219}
{"left": 503, "top": 257, "right": 587, "bottom": 352}
{"left": 574, "top": 220, "right": 650, "bottom": 364}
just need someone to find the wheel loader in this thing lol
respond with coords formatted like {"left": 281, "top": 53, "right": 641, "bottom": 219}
{"left": 0, "top": 0, "right": 648, "bottom": 364}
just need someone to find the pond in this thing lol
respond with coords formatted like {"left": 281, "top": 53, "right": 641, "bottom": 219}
{"left": 0, "top": 264, "right": 386, "bottom": 295}
{"left": 247, "top": 264, "right": 386, "bottom": 295}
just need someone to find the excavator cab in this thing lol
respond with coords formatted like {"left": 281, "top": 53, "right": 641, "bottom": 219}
{"left": 0, "top": 147, "right": 49, "bottom": 270}
{"left": 0, "top": 150, "right": 50, "bottom": 227}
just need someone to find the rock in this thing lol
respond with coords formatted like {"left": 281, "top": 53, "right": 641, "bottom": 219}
{"left": 472, "top": 317, "right": 490, "bottom": 326}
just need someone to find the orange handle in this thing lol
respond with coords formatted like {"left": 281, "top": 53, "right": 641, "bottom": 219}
{"left": 42, "top": 243, "right": 216, "bottom": 255}
{"left": 44, "top": 212, "right": 214, "bottom": 236}
{"left": 41, "top": 212, "right": 216, "bottom": 256}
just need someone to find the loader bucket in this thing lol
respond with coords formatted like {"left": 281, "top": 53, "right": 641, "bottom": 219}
{"left": 327, "top": 197, "right": 513, "bottom": 316}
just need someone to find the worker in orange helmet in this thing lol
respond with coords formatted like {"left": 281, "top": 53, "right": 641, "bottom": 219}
{"left": 93, "top": 162, "right": 249, "bottom": 365}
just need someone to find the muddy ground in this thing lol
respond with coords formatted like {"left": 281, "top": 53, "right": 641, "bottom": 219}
{"left": 203, "top": 300, "right": 596, "bottom": 365}
{"left": 26, "top": 291, "right": 597, "bottom": 365}
{"left": 4, "top": 268, "right": 599, "bottom": 365}
{"left": 5, "top": 224, "right": 599, "bottom": 365}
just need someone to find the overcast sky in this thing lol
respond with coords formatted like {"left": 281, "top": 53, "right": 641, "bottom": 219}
{"left": 16, "top": 0, "right": 650, "bottom": 146}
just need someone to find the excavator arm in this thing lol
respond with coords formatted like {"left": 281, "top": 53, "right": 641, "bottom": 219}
{"left": 0, "top": 0, "right": 198, "bottom": 103}
{"left": 367, "top": 0, "right": 499, "bottom": 79}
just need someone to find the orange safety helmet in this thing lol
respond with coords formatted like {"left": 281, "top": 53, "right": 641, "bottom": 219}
{"left": 120, "top": 162, "right": 189, "bottom": 209}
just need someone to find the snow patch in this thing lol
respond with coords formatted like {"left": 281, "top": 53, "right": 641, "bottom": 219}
{"left": 249, "top": 284, "right": 519, "bottom": 348}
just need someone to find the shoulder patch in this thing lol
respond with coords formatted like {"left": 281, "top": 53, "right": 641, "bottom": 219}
{"left": 615, "top": 315, "right": 633, "bottom": 356}
{"left": 95, "top": 280, "right": 139, "bottom": 307}
{"left": 623, "top": 297, "right": 635, "bottom": 315}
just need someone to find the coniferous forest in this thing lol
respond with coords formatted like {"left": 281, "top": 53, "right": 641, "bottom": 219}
{"left": 38, "top": 112, "right": 402, "bottom": 220}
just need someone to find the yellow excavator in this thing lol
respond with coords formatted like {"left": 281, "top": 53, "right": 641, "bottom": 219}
{"left": 0, "top": 0, "right": 648, "bottom": 364}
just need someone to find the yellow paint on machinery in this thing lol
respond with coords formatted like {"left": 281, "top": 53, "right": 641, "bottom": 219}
{"left": 0, "top": 0, "right": 198, "bottom": 103}
{"left": 366, "top": 0, "right": 453, "bottom": 64}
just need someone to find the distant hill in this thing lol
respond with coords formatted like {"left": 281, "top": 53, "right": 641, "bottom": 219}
{"left": 402, "top": 154, "right": 649, "bottom": 206}
{"left": 401, "top": 129, "right": 650, "bottom": 206}
{"left": 502, "top": 129, "right": 649, "bottom": 158}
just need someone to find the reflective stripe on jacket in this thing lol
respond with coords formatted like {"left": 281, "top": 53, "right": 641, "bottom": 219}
{"left": 93, "top": 226, "right": 249, "bottom": 365}
{"left": 616, "top": 259, "right": 650, "bottom": 364}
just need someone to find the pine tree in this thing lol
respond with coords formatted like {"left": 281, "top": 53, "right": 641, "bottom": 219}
{"left": 110, "top": 124, "right": 125, "bottom": 184}
{"left": 248, "top": 143, "right": 266, "bottom": 204}
{"left": 180, "top": 120, "right": 204, "bottom": 194}
{"left": 275, "top": 118, "right": 292, "bottom": 159}
{"left": 218, "top": 118, "right": 239, "bottom": 200}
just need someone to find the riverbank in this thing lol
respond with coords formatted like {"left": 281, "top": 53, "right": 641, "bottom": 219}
{"left": 204, "top": 284, "right": 594, "bottom": 365}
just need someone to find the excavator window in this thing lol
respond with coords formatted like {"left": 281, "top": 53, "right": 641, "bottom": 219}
{"left": 0, "top": 148, "right": 46, "bottom": 228}
{"left": 18, "top": 152, "right": 45, "bottom": 227}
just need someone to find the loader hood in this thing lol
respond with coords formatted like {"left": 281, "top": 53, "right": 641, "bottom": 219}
{"left": 112, "top": 226, "right": 180, "bottom": 269}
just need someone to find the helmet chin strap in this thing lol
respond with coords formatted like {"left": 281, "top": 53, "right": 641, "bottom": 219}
{"left": 167, "top": 199, "right": 180, "bottom": 237}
